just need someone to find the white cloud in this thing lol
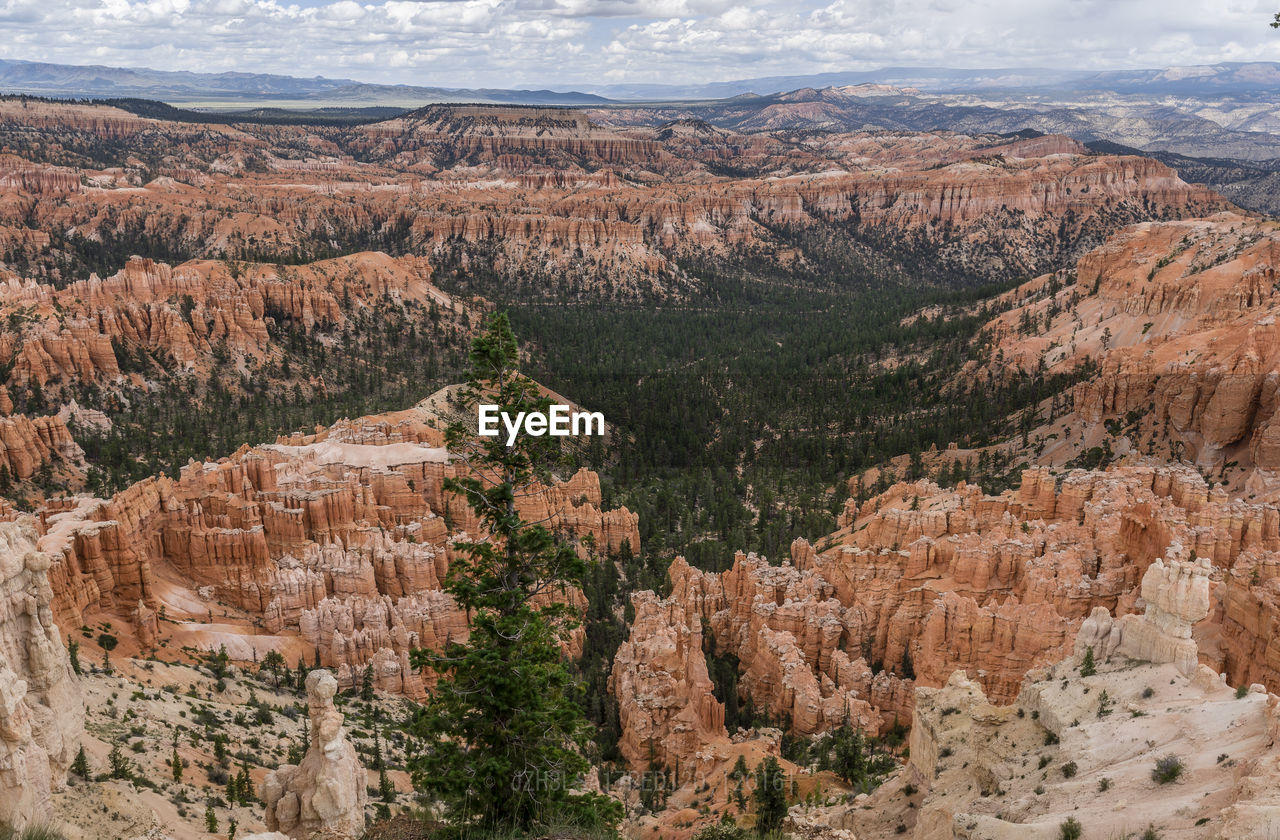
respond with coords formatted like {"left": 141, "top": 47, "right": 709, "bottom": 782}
{"left": 0, "top": 0, "right": 1276, "bottom": 88}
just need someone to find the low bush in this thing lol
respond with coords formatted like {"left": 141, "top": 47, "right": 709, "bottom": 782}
{"left": 1152, "top": 755, "right": 1183, "bottom": 785}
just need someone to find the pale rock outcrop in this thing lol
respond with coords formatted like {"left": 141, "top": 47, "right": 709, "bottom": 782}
{"left": 0, "top": 520, "right": 84, "bottom": 830}
{"left": 1075, "top": 553, "right": 1212, "bottom": 674}
{"left": 816, "top": 554, "right": 1280, "bottom": 840}
{"left": 856, "top": 643, "right": 1280, "bottom": 840}
{"left": 262, "top": 669, "right": 367, "bottom": 840}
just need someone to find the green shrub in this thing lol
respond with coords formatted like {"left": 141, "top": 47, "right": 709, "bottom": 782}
{"left": 1059, "top": 817, "right": 1082, "bottom": 840}
{"left": 1152, "top": 755, "right": 1183, "bottom": 785}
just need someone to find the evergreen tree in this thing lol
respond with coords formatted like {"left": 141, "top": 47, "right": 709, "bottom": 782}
{"left": 730, "top": 754, "right": 749, "bottom": 810}
{"left": 71, "top": 744, "right": 90, "bottom": 779}
{"left": 287, "top": 716, "right": 306, "bottom": 765}
{"left": 205, "top": 805, "right": 218, "bottom": 833}
{"left": 237, "top": 756, "right": 254, "bottom": 803}
{"left": 108, "top": 742, "right": 133, "bottom": 780}
{"left": 379, "top": 764, "right": 395, "bottom": 803}
{"left": 829, "top": 722, "right": 867, "bottom": 786}
{"left": 406, "top": 313, "right": 620, "bottom": 833}
{"left": 260, "top": 649, "right": 286, "bottom": 688}
{"left": 360, "top": 662, "right": 375, "bottom": 702}
{"left": 207, "top": 644, "right": 230, "bottom": 679}
{"left": 67, "top": 638, "right": 81, "bottom": 675}
{"left": 1080, "top": 647, "right": 1097, "bottom": 677}
{"left": 753, "top": 756, "right": 787, "bottom": 837}
{"left": 172, "top": 735, "right": 183, "bottom": 783}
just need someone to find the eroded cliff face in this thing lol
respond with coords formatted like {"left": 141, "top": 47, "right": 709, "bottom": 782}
{"left": 0, "top": 520, "right": 84, "bottom": 830}
{"left": 0, "top": 411, "right": 82, "bottom": 482}
{"left": 609, "top": 588, "right": 728, "bottom": 782}
{"left": 669, "top": 553, "right": 912, "bottom": 736}
{"left": 607, "top": 458, "right": 1280, "bottom": 837}
{"left": 977, "top": 214, "right": 1280, "bottom": 494}
{"left": 0, "top": 247, "right": 471, "bottom": 498}
{"left": 955, "top": 216, "right": 1280, "bottom": 705}
{"left": 608, "top": 585, "right": 821, "bottom": 840}
{"left": 627, "top": 462, "right": 1240, "bottom": 732}
{"left": 0, "top": 253, "right": 457, "bottom": 390}
{"left": 32, "top": 396, "right": 638, "bottom": 699}
{"left": 798, "top": 553, "right": 1280, "bottom": 840}
{"left": 0, "top": 101, "right": 1228, "bottom": 304}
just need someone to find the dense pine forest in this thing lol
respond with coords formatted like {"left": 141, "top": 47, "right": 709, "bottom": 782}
{"left": 432, "top": 220, "right": 1086, "bottom": 571}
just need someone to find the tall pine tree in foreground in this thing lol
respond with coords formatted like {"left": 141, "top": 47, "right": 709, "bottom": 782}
{"left": 408, "top": 313, "right": 621, "bottom": 835}
{"left": 753, "top": 756, "right": 788, "bottom": 837}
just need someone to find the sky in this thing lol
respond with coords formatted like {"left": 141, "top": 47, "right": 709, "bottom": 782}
{"left": 1, "top": 0, "right": 1279, "bottom": 90}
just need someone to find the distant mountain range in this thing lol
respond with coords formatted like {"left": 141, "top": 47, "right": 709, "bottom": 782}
{"left": 0, "top": 59, "right": 609, "bottom": 105}
{"left": 583, "top": 84, "right": 1280, "bottom": 162}
{"left": 6, "top": 57, "right": 1280, "bottom": 105}
{"left": 582, "top": 63, "right": 1280, "bottom": 100}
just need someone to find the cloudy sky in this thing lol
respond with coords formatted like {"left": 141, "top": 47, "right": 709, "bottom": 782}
{"left": 2, "top": 0, "right": 1280, "bottom": 89}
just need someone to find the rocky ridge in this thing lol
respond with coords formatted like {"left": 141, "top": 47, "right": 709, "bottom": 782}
{"left": 30, "top": 395, "right": 638, "bottom": 699}
{"left": 0, "top": 520, "right": 83, "bottom": 830}
{"left": 974, "top": 213, "right": 1280, "bottom": 498}
{"left": 609, "top": 460, "right": 1280, "bottom": 836}
{"left": 0, "top": 101, "right": 1229, "bottom": 302}
{"left": 0, "top": 253, "right": 459, "bottom": 391}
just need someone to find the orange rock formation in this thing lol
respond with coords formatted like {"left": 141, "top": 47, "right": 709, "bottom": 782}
{"left": 610, "top": 459, "right": 1280, "bottom": 825}
{"left": 34, "top": 398, "right": 638, "bottom": 698}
